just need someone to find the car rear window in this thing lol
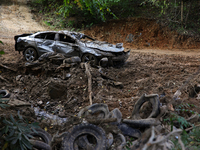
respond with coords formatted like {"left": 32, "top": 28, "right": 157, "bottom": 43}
{"left": 46, "top": 33, "right": 56, "bottom": 40}
{"left": 35, "top": 33, "right": 46, "bottom": 39}
{"left": 35, "top": 33, "right": 56, "bottom": 40}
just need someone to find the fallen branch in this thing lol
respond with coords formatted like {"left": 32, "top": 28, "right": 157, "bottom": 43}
{"left": 84, "top": 63, "right": 93, "bottom": 105}
{"left": 0, "top": 75, "right": 9, "bottom": 83}
{"left": 0, "top": 63, "right": 17, "bottom": 72}
{"left": 185, "top": 123, "right": 200, "bottom": 131}
{"left": 142, "top": 126, "right": 185, "bottom": 150}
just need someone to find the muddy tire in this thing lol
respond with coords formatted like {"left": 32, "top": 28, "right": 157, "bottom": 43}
{"left": 123, "top": 118, "right": 161, "bottom": 128}
{"left": 29, "top": 140, "right": 51, "bottom": 150}
{"left": 109, "top": 108, "right": 122, "bottom": 124}
{"left": 131, "top": 94, "right": 160, "bottom": 120}
{"left": 82, "top": 53, "right": 98, "bottom": 65}
{"left": 117, "top": 123, "right": 141, "bottom": 138}
{"left": 78, "top": 103, "right": 110, "bottom": 119}
{"left": 24, "top": 47, "right": 38, "bottom": 62}
{"left": 0, "top": 90, "right": 10, "bottom": 98}
{"left": 30, "top": 128, "right": 52, "bottom": 145}
{"left": 62, "top": 124, "right": 107, "bottom": 150}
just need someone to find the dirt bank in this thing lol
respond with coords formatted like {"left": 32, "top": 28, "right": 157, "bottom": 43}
{"left": 84, "top": 18, "right": 200, "bottom": 50}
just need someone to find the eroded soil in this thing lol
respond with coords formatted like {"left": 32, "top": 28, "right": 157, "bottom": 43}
{"left": 1, "top": 0, "right": 200, "bottom": 148}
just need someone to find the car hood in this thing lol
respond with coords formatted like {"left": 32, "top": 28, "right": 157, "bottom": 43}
{"left": 84, "top": 40, "right": 124, "bottom": 52}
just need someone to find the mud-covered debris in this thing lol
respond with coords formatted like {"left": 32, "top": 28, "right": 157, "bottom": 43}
{"left": 114, "top": 133, "right": 126, "bottom": 150}
{"left": 106, "top": 133, "right": 114, "bottom": 149}
{"left": 78, "top": 103, "right": 110, "bottom": 119}
{"left": 0, "top": 75, "right": 9, "bottom": 82}
{"left": 8, "top": 99, "right": 31, "bottom": 107}
{"left": 29, "top": 128, "right": 52, "bottom": 150}
{"left": 123, "top": 118, "right": 161, "bottom": 128}
{"left": 131, "top": 94, "right": 160, "bottom": 120}
{"left": 47, "top": 79, "right": 67, "bottom": 99}
{"left": 130, "top": 126, "right": 184, "bottom": 150}
{"left": 189, "top": 84, "right": 200, "bottom": 97}
{"left": 0, "top": 63, "right": 17, "bottom": 72}
{"left": 117, "top": 123, "right": 141, "bottom": 138}
{"left": 109, "top": 108, "right": 122, "bottom": 124}
{"left": 61, "top": 123, "right": 107, "bottom": 150}
{"left": 34, "top": 107, "right": 67, "bottom": 125}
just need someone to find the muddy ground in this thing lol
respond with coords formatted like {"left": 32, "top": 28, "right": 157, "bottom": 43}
{"left": 1, "top": 0, "right": 200, "bottom": 148}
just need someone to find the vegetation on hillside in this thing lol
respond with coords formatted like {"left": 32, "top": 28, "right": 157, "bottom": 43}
{"left": 30, "top": 0, "right": 200, "bottom": 35}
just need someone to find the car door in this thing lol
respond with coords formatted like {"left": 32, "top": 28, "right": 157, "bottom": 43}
{"left": 55, "top": 33, "right": 79, "bottom": 57}
{"left": 34, "top": 32, "right": 56, "bottom": 56}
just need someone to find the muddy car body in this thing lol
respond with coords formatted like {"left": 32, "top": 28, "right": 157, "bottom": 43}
{"left": 14, "top": 30, "right": 130, "bottom": 65}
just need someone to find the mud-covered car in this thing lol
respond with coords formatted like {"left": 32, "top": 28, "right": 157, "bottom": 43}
{"left": 14, "top": 30, "right": 130, "bottom": 65}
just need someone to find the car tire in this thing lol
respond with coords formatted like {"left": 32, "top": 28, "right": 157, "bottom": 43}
{"left": 24, "top": 47, "right": 38, "bottom": 62}
{"left": 0, "top": 90, "right": 11, "bottom": 98}
{"left": 82, "top": 54, "right": 98, "bottom": 65}
{"left": 78, "top": 103, "right": 110, "bottom": 119}
{"left": 30, "top": 128, "right": 52, "bottom": 145}
{"left": 131, "top": 94, "right": 160, "bottom": 120}
{"left": 62, "top": 124, "right": 107, "bottom": 150}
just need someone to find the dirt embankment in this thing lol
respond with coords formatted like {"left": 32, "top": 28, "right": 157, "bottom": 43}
{"left": 84, "top": 18, "right": 200, "bottom": 50}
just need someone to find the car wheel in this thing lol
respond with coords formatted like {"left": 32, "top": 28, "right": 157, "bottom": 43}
{"left": 82, "top": 54, "right": 98, "bottom": 65}
{"left": 62, "top": 124, "right": 107, "bottom": 150}
{"left": 24, "top": 47, "right": 38, "bottom": 62}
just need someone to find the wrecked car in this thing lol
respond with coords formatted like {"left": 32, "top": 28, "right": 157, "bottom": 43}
{"left": 14, "top": 30, "right": 130, "bottom": 65}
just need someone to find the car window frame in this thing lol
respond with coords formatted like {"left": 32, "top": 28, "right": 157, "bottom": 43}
{"left": 56, "top": 33, "right": 76, "bottom": 44}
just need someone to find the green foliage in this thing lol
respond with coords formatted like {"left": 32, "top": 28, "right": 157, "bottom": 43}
{"left": 0, "top": 112, "right": 39, "bottom": 150}
{"left": 0, "top": 96, "right": 9, "bottom": 108}
{"left": 31, "top": 0, "right": 121, "bottom": 28}
{"left": 172, "top": 127, "right": 200, "bottom": 150}
{"left": 0, "top": 40, "right": 4, "bottom": 57}
{"left": 175, "top": 103, "right": 197, "bottom": 115}
{"left": 164, "top": 113, "right": 191, "bottom": 130}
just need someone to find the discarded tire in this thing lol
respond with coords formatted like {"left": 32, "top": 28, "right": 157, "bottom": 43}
{"left": 123, "top": 118, "right": 161, "bottom": 128}
{"left": 0, "top": 90, "right": 10, "bottom": 98}
{"left": 62, "top": 124, "right": 107, "bottom": 150}
{"left": 109, "top": 108, "right": 122, "bottom": 124}
{"left": 116, "top": 133, "right": 126, "bottom": 150}
{"left": 29, "top": 140, "right": 51, "bottom": 150}
{"left": 131, "top": 94, "right": 160, "bottom": 120}
{"left": 117, "top": 123, "right": 141, "bottom": 138}
{"left": 30, "top": 128, "right": 52, "bottom": 145}
{"left": 78, "top": 103, "right": 110, "bottom": 119}
{"left": 106, "top": 133, "right": 113, "bottom": 149}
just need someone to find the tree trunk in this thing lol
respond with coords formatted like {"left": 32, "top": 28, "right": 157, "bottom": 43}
{"left": 181, "top": 0, "right": 183, "bottom": 27}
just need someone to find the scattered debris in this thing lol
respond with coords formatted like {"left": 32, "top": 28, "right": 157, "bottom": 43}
{"left": 0, "top": 63, "right": 17, "bottom": 72}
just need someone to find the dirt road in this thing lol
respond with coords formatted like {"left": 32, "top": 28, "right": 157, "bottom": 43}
{"left": 0, "top": 0, "right": 45, "bottom": 38}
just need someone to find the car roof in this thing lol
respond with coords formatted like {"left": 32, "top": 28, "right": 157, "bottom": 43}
{"left": 32, "top": 30, "right": 85, "bottom": 40}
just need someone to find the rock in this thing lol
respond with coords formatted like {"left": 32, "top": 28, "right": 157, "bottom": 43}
{"left": 126, "top": 34, "right": 134, "bottom": 43}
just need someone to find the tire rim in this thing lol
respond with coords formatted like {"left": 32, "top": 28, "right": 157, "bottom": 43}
{"left": 25, "top": 48, "right": 36, "bottom": 61}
